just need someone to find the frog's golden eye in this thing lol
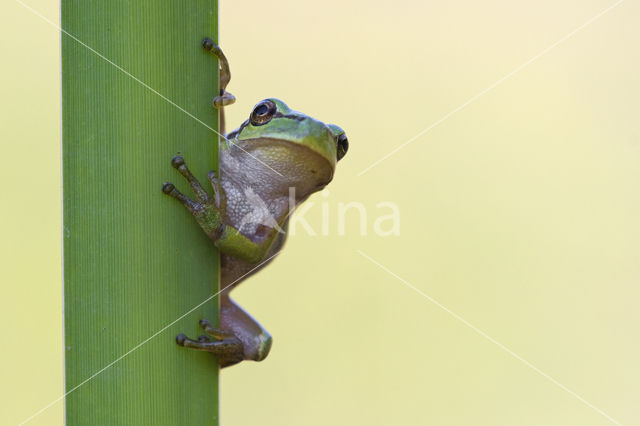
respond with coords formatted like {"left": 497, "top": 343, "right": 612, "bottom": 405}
{"left": 250, "top": 99, "right": 277, "bottom": 126}
{"left": 337, "top": 133, "right": 348, "bottom": 161}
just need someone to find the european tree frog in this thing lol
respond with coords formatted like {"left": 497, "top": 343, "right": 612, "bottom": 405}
{"left": 162, "top": 39, "right": 348, "bottom": 367}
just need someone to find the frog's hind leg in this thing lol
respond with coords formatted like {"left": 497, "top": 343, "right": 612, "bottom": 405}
{"left": 176, "top": 320, "right": 244, "bottom": 368}
{"left": 220, "top": 295, "right": 273, "bottom": 362}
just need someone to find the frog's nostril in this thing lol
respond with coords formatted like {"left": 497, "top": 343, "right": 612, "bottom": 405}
{"left": 337, "top": 133, "right": 348, "bottom": 161}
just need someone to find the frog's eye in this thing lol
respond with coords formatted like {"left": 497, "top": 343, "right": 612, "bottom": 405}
{"left": 250, "top": 99, "right": 277, "bottom": 126}
{"left": 337, "top": 133, "right": 348, "bottom": 161}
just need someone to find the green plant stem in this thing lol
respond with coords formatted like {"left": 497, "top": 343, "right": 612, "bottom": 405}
{"left": 62, "top": 1, "right": 220, "bottom": 424}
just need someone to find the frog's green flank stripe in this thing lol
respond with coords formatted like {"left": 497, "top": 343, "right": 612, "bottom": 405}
{"left": 62, "top": 1, "right": 220, "bottom": 424}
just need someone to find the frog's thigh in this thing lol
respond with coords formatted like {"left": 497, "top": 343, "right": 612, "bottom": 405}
{"left": 221, "top": 296, "right": 272, "bottom": 362}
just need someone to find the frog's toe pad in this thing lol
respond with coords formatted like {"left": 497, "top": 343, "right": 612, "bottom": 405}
{"left": 162, "top": 182, "right": 175, "bottom": 194}
{"left": 176, "top": 333, "right": 188, "bottom": 346}
{"left": 171, "top": 155, "right": 185, "bottom": 169}
{"left": 201, "top": 37, "right": 218, "bottom": 52}
{"left": 213, "top": 93, "right": 236, "bottom": 108}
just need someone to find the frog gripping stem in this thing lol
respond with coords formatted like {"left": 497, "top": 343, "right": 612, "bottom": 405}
{"left": 202, "top": 37, "right": 236, "bottom": 118}
{"left": 162, "top": 156, "right": 225, "bottom": 241}
{"left": 202, "top": 38, "right": 231, "bottom": 92}
{"left": 161, "top": 182, "right": 199, "bottom": 214}
{"left": 176, "top": 319, "right": 244, "bottom": 368}
{"left": 159, "top": 40, "right": 348, "bottom": 374}
{"left": 171, "top": 155, "right": 211, "bottom": 203}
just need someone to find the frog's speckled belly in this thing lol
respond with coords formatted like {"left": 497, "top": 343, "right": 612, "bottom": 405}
{"left": 220, "top": 228, "right": 288, "bottom": 291}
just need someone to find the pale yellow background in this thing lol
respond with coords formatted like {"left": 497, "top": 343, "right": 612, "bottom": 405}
{"left": 1, "top": 0, "right": 639, "bottom": 425}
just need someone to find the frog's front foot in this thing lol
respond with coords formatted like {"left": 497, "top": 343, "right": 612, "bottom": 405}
{"left": 176, "top": 319, "right": 244, "bottom": 368}
{"left": 162, "top": 156, "right": 225, "bottom": 241}
{"left": 202, "top": 37, "right": 236, "bottom": 108}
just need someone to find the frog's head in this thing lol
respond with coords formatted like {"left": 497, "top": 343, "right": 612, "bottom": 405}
{"left": 227, "top": 98, "right": 348, "bottom": 196}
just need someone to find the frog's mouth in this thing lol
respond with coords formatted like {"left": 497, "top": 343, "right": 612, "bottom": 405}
{"left": 228, "top": 137, "right": 335, "bottom": 196}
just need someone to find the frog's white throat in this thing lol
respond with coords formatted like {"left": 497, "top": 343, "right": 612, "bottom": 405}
{"left": 220, "top": 138, "right": 335, "bottom": 201}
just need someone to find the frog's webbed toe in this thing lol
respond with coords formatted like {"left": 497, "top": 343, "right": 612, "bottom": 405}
{"left": 176, "top": 319, "right": 244, "bottom": 368}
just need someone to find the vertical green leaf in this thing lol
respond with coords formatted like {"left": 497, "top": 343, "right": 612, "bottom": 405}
{"left": 62, "top": 1, "right": 219, "bottom": 424}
